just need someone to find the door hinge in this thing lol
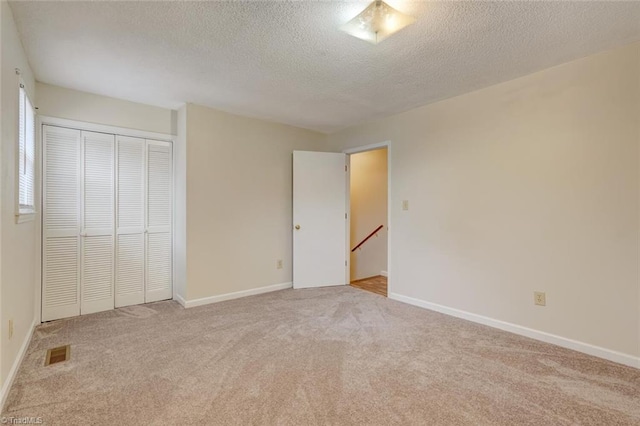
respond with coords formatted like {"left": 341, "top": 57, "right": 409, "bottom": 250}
{"left": 345, "top": 165, "right": 347, "bottom": 172}
{"left": 345, "top": 213, "right": 347, "bottom": 219}
{"left": 345, "top": 260, "right": 347, "bottom": 266}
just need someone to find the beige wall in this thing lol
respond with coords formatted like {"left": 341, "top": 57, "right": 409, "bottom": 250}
{"left": 329, "top": 43, "right": 640, "bottom": 358}
{"left": 0, "top": 0, "right": 37, "bottom": 390}
{"left": 35, "top": 83, "right": 176, "bottom": 135}
{"left": 185, "top": 104, "right": 325, "bottom": 300}
{"left": 350, "top": 148, "right": 388, "bottom": 280}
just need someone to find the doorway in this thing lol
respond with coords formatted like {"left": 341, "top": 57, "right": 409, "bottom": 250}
{"left": 348, "top": 147, "right": 388, "bottom": 297}
{"left": 291, "top": 143, "right": 390, "bottom": 292}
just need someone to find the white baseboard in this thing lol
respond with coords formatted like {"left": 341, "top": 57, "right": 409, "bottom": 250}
{"left": 0, "top": 317, "right": 38, "bottom": 412}
{"left": 173, "top": 293, "right": 187, "bottom": 308}
{"left": 180, "top": 282, "right": 293, "bottom": 309}
{"left": 380, "top": 271, "right": 388, "bottom": 277}
{"left": 389, "top": 292, "right": 640, "bottom": 369}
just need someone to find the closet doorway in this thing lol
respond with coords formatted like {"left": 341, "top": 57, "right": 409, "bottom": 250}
{"left": 40, "top": 119, "right": 173, "bottom": 322}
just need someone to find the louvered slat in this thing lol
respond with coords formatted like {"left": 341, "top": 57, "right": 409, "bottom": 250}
{"left": 43, "top": 237, "right": 79, "bottom": 306}
{"left": 147, "top": 143, "right": 172, "bottom": 229}
{"left": 117, "top": 137, "right": 145, "bottom": 230}
{"left": 44, "top": 126, "right": 80, "bottom": 231}
{"left": 115, "top": 136, "right": 145, "bottom": 307}
{"left": 42, "top": 126, "right": 81, "bottom": 321}
{"left": 146, "top": 140, "right": 172, "bottom": 302}
{"left": 82, "top": 236, "right": 114, "bottom": 301}
{"left": 146, "top": 233, "right": 172, "bottom": 293}
{"left": 83, "top": 131, "right": 114, "bottom": 231}
{"left": 116, "top": 234, "right": 145, "bottom": 295}
{"left": 81, "top": 131, "right": 115, "bottom": 314}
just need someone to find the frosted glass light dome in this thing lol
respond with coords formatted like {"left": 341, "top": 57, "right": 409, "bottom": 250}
{"left": 341, "top": 0, "right": 416, "bottom": 44}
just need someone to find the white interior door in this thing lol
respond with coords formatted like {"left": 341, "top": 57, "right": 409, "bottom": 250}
{"left": 145, "top": 140, "right": 172, "bottom": 302}
{"left": 80, "top": 131, "right": 115, "bottom": 315}
{"left": 115, "top": 136, "right": 146, "bottom": 307}
{"left": 293, "top": 151, "right": 347, "bottom": 289}
{"left": 42, "top": 125, "right": 81, "bottom": 321}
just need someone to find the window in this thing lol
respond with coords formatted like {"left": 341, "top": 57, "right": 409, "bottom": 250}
{"left": 17, "top": 81, "right": 36, "bottom": 222}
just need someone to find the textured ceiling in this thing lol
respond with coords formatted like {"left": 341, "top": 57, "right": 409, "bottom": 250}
{"left": 9, "top": 1, "right": 640, "bottom": 133}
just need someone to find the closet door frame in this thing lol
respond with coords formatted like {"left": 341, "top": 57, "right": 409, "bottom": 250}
{"left": 36, "top": 116, "right": 175, "bottom": 323}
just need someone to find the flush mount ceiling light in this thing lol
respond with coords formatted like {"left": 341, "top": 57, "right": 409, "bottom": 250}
{"left": 341, "top": 0, "right": 416, "bottom": 44}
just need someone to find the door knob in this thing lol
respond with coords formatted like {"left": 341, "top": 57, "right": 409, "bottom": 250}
{"left": 295, "top": 225, "right": 301, "bottom": 230}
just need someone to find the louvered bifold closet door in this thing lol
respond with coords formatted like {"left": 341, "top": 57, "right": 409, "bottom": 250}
{"left": 115, "top": 136, "right": 145, "bottom": 307}
{"left": 145, "top": 140, "right": 172, "bottom": 302}
{"left": 42, "top": 126, "right": 81, "bottom": 321}
{"left": 80, "top": 131, "right": 115, "bottom": 314}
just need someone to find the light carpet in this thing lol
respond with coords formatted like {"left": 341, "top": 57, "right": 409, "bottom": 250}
{"left": 3, "top": 286, "right": 639, "bottom": 425}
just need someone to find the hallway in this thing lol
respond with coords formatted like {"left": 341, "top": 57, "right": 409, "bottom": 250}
{"left": 350, "top": 275, "right": 387, "bottom": 297}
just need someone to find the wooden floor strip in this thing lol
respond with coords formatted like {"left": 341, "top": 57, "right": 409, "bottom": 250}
{"left": 350, "top": 275, "right": 387, "bottom": 297}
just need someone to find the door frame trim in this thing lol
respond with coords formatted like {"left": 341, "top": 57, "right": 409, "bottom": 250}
{"left": 343, "top": 141, "right": 391, "bottom": 292}
{"left": 36, "top": 115, "right": 175, "bottom": 323}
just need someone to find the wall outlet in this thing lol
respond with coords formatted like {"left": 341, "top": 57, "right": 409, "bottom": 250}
{"left": 402, "top": 200, "right": 409, "bottom": 211}
{"left": 276, "top": 259, "right": 283, "bottom": 270}
{"left": 8, "top": 319, "right": 14, "bottom": 340}
{"left": 534, "top": 292, "right": 546, "bottom": 306}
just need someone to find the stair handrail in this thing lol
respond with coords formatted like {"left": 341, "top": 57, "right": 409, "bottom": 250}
{"left": 351, "top": 225, "right": 384, "bottom": 252}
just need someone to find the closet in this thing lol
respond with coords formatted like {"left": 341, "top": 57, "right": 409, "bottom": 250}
{"left": 42, "top": 125, "right": 173, "bottom": 322}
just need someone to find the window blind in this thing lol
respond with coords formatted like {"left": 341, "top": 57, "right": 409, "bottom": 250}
{"left": 19, "top": 85, "right": 35, "bottom": 212}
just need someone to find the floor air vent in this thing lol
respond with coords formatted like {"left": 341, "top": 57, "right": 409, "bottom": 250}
{"left": 45, "top": 345, "right": 70, "bottom": 366}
